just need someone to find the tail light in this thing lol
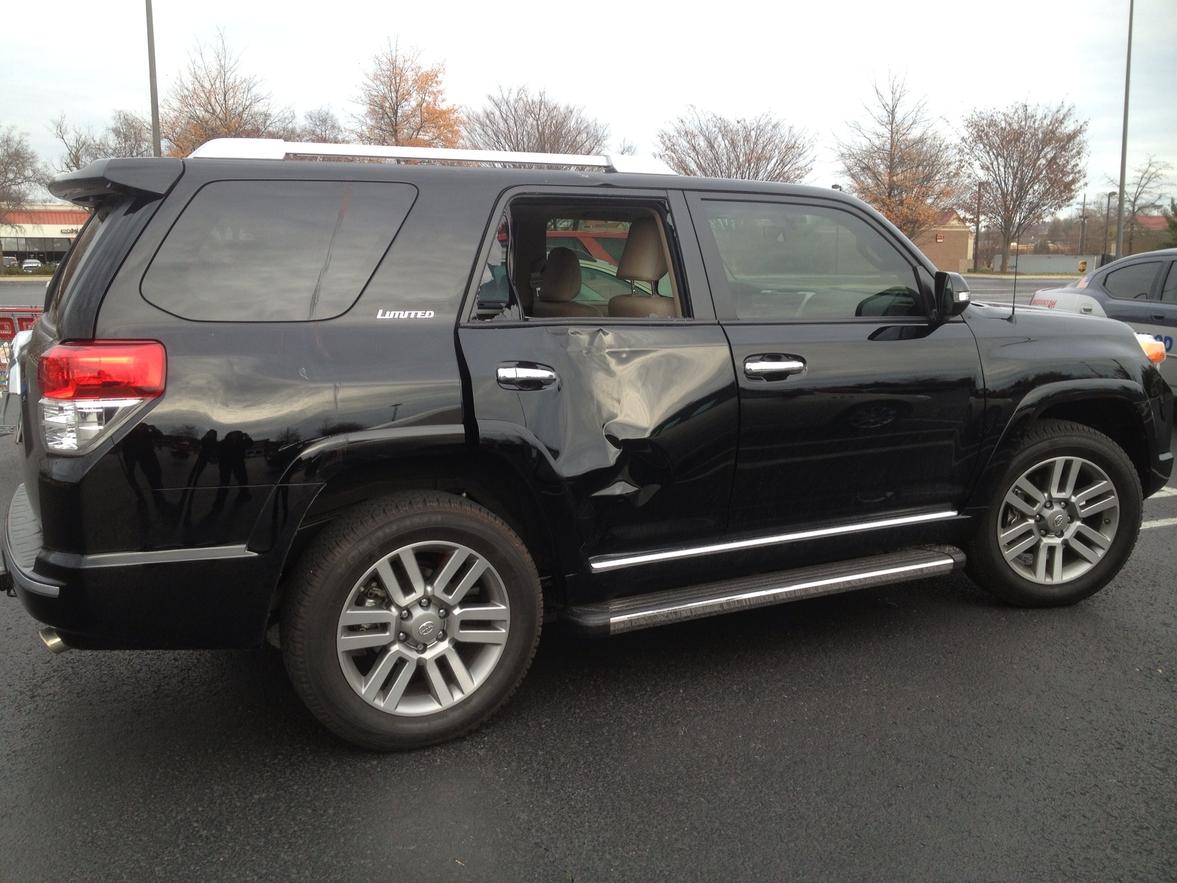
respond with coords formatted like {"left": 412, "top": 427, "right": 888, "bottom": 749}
{"left": 38, "top": 341, "right": 166, "bottom": 452}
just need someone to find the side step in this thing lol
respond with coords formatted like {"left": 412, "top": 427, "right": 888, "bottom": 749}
{"left": 564, "top": 546, "right": 965, "bottom": 636}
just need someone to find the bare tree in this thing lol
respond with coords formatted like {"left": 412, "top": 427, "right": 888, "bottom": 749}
{"left": 962, "top": 102, "right": 1087, "bottom": 271}
{"left": 299, "top": 108, "right": 345, "bottom": 143}
{"left": 1107, "top": 155, "right": 1171, "bottom": 254}
{"left": 838, "top": 78, "right": 964, "bottom": 240}
{"left": 656, "top": 108, "right": 813, "bottom": 183}
{"left": 0, "top": 128, "right": 46, "bottom": 264}
{"left": 53, "top": 111, "right": 152, "bottom": 172}
{"left": 464, "top": 87, "right": 608, "bottom": 155}
{"left": 354, "top": 41, "right": 461, "bottom": 147}
{"left": 105, "top": 110, "right": 153, "bottom": 158}
{"left": 162, "top": 32, "right": 295, "bottom": 156}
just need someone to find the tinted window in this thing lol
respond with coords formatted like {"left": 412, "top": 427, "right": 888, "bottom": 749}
{"left": 1102, "top": 261, "right": 1160, "bottom": 300}
{"left": 143, "top": 181, "right": 416, "bottom": 321}
{"left": 1161, "top": 263, "right": 1177, "bottom": 304}
{"left": 700, "top": 201, "right": 921, "bottom": 321}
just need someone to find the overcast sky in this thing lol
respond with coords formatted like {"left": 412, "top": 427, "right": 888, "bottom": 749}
{"left": 4, "top": 0, "right": 1174, "bottom": 210}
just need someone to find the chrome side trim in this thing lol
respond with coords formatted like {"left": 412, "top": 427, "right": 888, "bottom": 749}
{"left": 45, "top": 544, "right": 258, "bottom": 570}
{"left": 589, "top": 509, "right": 959, "bottom": 573}
{"left": 610, "top": 558, "right": 952, "bottom": 631}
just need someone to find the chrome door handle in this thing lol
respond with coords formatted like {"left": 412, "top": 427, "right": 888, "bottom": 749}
{"left": 744, "top": 355, "right": 806, "bottom": 380}
{"left": 497, "top": 364, "right": 559, "bottom": 390}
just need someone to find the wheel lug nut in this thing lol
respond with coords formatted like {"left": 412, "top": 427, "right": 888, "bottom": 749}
{"left": 438, "top": 608, "right": 448, "bottom": 618}
{"left": 400, "top": 609, "right": 410, "bottom": 620}
{"left": 438, "top": 631, "right": 447, "bottom": 640}
{"left": 397, "top": 631, "right": 407, "bottom": 642}
{"left": 420, "top": 598, "right": 430, "bottom": 608}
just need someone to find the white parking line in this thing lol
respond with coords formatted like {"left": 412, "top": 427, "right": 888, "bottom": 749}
{"left": 1152, "top": 487, "right": 1177, "bottom": 498}
{"left": 1141, "top": 517, "right": 1177, "bottom": 531}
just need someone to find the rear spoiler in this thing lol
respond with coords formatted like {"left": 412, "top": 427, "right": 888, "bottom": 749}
{"left": 49, "top": 157, "right": 183, "bottom": 206}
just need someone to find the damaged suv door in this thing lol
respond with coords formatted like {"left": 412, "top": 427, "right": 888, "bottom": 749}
{"left": 457, "top": 188, "right": 739, "bottom": 582}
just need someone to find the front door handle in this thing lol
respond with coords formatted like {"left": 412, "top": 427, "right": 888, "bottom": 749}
{"left": 744, "top": 354, "right": 807, "bottom": 380}
{"left": 497, "top": 363, "right": 559, "bottom": 390}
{"left": 1151, "top": 313, "right": 1166, "bottom": 321}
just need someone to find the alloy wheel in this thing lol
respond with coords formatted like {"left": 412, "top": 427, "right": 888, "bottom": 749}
{"left": 997, "top": 455, "right": 1120, "bottom": 585}
{"left": 335, "top": 541, "right": 510, "bottom": 716}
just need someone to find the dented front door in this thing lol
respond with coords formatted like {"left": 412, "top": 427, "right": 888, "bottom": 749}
{"left": 458, "top": 323, "right": 739, "bottom": 562}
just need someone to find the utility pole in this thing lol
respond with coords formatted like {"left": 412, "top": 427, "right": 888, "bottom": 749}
{"left": 1114, "top": 0, "right": 1134, "bottom": 257}
{"left": 973, "top": 182, "right": 984, "bottom": 273}
{"left": 146, "top": 0, "right": 162, "bottom": 157}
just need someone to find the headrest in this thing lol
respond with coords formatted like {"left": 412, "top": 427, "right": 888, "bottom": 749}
{"left": 617, "top": 217, "right": 669, "bottom": 283}
{"left": 539, "top": 247, "right": 581, "bottom": 302}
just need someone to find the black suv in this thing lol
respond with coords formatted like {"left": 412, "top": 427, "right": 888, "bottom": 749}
{"left": 3, "top": 140, "right": 1172, "bottom": 749}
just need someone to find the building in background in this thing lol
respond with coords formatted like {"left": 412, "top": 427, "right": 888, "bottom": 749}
{"left": 913, "top": 210, "right": 974, "bottom": 274}
{"left": 0, "top": 205, "right": 89, "bottom": 264}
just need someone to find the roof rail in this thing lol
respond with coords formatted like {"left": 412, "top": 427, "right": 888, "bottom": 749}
{"left": 188, "top": 138, "right": 675, "bottom": 175}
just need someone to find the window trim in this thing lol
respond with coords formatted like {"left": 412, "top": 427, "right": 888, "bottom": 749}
{"left": 1099, "top": 259, "right": 1164, "bottom": 302}
{"left": 138, "top": 177, "right": 418, "bottom": 324}
{"left": 459, "top": 185, "right": 712, "bottom": 326}
{"left": 684, "top": 191, "right": 935, "bottom": 324}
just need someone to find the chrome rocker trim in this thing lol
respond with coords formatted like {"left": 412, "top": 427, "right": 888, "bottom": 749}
{"left": 588, "top": 509, "right": 960, "bottom": 573}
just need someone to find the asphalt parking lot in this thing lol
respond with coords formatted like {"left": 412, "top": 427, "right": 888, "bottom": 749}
{"left": 0, "top": 423, "right": 1175, "bottom": 881}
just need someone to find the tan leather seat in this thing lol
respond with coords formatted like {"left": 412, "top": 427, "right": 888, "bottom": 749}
{"left": 608, "top": 217, "right": 678, "bottom": 318}
{"left": 531, "top": 247, "right": 596, "bottom": 318}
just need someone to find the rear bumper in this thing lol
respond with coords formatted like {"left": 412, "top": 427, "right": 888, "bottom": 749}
{"left": 3, "top": 483, "right": 277, "bottom": 649}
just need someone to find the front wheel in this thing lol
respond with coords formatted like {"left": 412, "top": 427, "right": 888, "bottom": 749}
{"left": 281, "top": 492, "right": 542, "bottom": 750}
{"left": 967, "top": 419, "right": 1143, "bottom": 607}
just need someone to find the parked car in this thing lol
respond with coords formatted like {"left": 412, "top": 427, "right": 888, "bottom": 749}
{"left": 1, "top": 143, "right": 1171, "bottom": 751}
{"left": 1031, "top": 248, "right": 1177, "bottom": 388}
{"left": 19, "top": 259, "right": 42, "bottom": 273}
{"left": 1, "top": 256, "right": 17, "bottom": 269}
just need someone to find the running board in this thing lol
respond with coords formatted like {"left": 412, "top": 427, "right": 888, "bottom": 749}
{"left": 564, "top": 546, "right": 965, "bottom": 636}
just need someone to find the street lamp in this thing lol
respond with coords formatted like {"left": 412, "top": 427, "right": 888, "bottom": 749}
{"left": 1114, "top": 0, "right": 1134, "bottom": 258}
{"left": 145, "top": 0, "right": 161, "bottom": 157}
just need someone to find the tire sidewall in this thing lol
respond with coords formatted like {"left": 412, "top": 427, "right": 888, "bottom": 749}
{"left": 292, "top": 503, "right": 540, "bottom": 748}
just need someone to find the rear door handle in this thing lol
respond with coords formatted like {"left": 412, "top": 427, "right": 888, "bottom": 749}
{"left": 1151, "top": 313, "right": 1166, "bottom": 321}
{"left": 497, "top": 363, "right": 559, "bottom": 390}
{"left": 744, "top": 354, "right": 807, "bottom": 380}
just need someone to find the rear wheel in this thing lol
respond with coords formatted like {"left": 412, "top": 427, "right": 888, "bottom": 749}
{"left": 281, "top": 492, "right": 542, "bottom": 750}
{"left": 967, "top": 419, "right": 1142, "bottom": 607}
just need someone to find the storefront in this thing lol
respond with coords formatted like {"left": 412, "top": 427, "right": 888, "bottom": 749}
{"left": 0, "top": 204, "right": 90, "bottom": 264}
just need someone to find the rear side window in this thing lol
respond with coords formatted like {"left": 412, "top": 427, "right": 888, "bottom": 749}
{"left": 142, "top": 180, "right": 416, "bottom": 321}
{"left": 45, "top": 204, "right": 107, "bottom": 321}
{"left": 1102, "top": 261, "right": 1160, "bottom": 300}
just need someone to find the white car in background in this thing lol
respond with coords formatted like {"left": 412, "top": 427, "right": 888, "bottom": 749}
{"left": 1031, "top": 248, "right": 1176, "bottom": 389}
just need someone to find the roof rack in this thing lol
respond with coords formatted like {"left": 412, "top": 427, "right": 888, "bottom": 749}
{"left": 187, "top": 138, "right": 675, "bottom": 175}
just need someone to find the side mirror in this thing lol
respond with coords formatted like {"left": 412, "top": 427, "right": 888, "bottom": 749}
{"left": 934, "top": 271, "right": 970, "bottom": 319}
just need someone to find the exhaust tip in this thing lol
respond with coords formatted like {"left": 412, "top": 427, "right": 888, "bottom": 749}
{"left": 38, "top": 627, "right": 70, "bottom": 654}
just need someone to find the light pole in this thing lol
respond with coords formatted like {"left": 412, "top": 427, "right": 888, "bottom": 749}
{"left": 1114, "top": 0, "right": 1134, "bottom": 258}
{"left": 1103, "top": 191, "right": 1117, "bottom": 259}
{"left": 145, "top": 0, "right": 162, "bottom": 157}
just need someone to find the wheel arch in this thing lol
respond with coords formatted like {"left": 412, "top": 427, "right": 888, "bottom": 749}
{"left": 967, "top": 379, "right": 1154, "bottom": 512}
{"left": 266, "top": 435, "right": 571, "bottom": 620}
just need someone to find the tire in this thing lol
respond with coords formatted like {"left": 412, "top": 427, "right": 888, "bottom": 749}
{"left": 281, "top": 491, "right": 542, "bottom": 750}
{"left": 967, "top": 418, "right": 1142, "bottom": 607}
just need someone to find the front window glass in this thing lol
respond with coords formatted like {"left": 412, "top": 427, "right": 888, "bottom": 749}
{"left": 700, "top": 200, "right": 922, "bottom": 321}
